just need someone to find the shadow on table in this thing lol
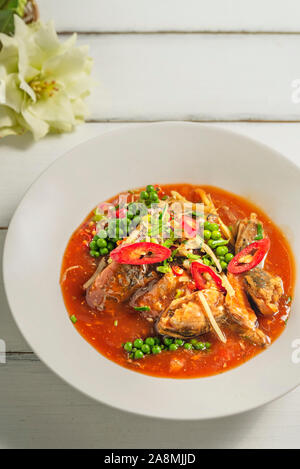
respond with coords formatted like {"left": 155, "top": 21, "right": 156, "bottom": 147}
{"left": 0, "top": 355, "right": 264, "bottom": 449}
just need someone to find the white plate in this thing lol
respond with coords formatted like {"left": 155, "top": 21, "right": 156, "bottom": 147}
{"left": 3, "top": 123, "right": 300, "bottom": 420}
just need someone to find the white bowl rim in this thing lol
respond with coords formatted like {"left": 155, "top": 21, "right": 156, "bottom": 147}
{"left": 3, "top": 122, "right": 300, "bottom": 420}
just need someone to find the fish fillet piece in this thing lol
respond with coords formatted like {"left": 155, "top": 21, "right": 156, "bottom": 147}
{"left": 130, "top": 272, "right": 184, "bottom": 319}
{"left": 86, "top": 261, "right": 158, "bottom": 310}
{"left": 235, "top": 213, "right": 262, "bottom": 254}
{"left": 244, "top": 268, "right": 283, "bottom": 316}
{"left": 225, "top": 273, "right": 268, "bottom": 346}
{"left": 157, "top": 288, "right": 226, "bottom": 339}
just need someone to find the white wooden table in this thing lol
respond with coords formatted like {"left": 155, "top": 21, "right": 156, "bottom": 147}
{"left": 0, "top": 0, "right": 300, "bottom": 449}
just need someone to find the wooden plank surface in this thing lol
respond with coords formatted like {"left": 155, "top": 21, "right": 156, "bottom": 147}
{"left": 38, "top": 0, "right": 300, "bottom": 33}
{"left": 76, "top": 34, "right": 300, "bottom": 122}
{"left": 0, "top": 357, "right": 299, "bottom": 448}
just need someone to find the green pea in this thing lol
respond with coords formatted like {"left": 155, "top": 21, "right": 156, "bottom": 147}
{"left": 184, "top": 343, "right": 193, "bottom": 350}
{"left": 153, "top": 337, "right": 161, "bottom": 345}
{"left": 93, "top": 235, "right": 99, "bottom": 242}
{"left": 204, "top": 230, "right": 211, "bottom": 241}
{"left": 208, "top": 223, "right": 219, "bottom": 232}
{"left": 89, "top": 241, "right": 98, "bottom": 250}
{"left": 133, "top": 338, "right": 143, "bottom": 349}
{"left": 216, "top": 246, "right": 229, "bottom": 257}
{"left": 152, "top": 345, "right": 162, "bottom": 355}
{"left": 134, "top": 350, "right": 144, "bottom": 359}
{"left": 100, "top": 247, "right": 109, "bottom": 256}
{"left": 107, "top": 241, "right": 114, "bottom": 251}
{"left": 163, "top": 337, "right": 173, "bottom": 346}
{"left": 225, "top": 253, "right": 234, "bottom": 263}
{"left": 205, "top": 342, "right": 212, "bottom": 349}
{"left": 211, "top": 230, "right": 221, "bottom": 240}
{"left": 97, "top": 238, "right": 107, "bottom": 248}
{"left": 195, "top": 342, "right": 206, "bottom": 350}
{"left": 98, "top": 230, "right": 107, "bottom": 239}
{"left": 150, "top": 192, "right": 159, "bottom": 203}
{"left": 169, "top": 344, "right": 178, "bottom": 351}
{"left": 145, "top": 337, "right": 155, "bottom": 347}
{"left": 207, "top": 239, "right": 215, "bottom": 248}
{"left": 146, "top": 185, "right": 155, "bottom": 193}
{"left": 140, "top": 191, "right": 149, "bottom": 200}
{"left": 90, "top": 250, "right": 99, "bottom": 257}
{"left": 190, "top": 339, "right": 198, "bottom": 345}
{"left": 124, "top": 342, "right": 133, "bottom": 352}
{"left": 220, "top": 261, "right": 228, "bottom": 271}
{"left": 175, "top": 339, "right": 184, "bottom": 346}
{"left": 141, "top": 344, "right": 151, "bottom": 354}
{"left": 204, "top": 221, "right": 211, "bottom": 230}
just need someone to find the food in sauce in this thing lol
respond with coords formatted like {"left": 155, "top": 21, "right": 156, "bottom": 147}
{"left": 61, "top": 184, "right": 295, "bottom": 378}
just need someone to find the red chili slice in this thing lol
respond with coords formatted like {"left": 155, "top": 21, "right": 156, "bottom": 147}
{"left": 190, "top": 262, "right": 226, "bottom": 293}
{"left": 110, "top": 242, "right": 171, "bottom": 265}
{"left": 227, "top": 238, "right": 270, "bottom": 274}
{"left": 172, "top": 266, "right": 184, "bottom": 276}
{"left": 115, "top": 208, "right": 126, "bottom": 219}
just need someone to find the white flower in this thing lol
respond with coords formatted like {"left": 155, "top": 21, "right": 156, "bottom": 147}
{"left": 0, "top": 15, "right": 94, "bottom": 140}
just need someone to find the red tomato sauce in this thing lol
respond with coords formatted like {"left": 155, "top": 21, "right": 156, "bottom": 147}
{"left": 60, "top": 184, "right": 295, "bottom": 379}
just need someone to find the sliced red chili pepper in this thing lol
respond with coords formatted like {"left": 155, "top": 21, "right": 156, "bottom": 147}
{"left": 116, "top": 208, "right": 126, "bottom": 219}
{"left": 190, "top": 262, "right": 226, "bottom": 293}
{"left": 110, "top": 242, "right": 171, "bottom": 265}
{"left": 172, "top": 266, "right": 184, "bottom": 276}
{"left": 227, "top": 238, "right": 270, "bottom": 274}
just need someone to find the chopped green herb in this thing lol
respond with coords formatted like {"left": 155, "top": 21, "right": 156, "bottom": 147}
{"left": 133, "top": 306, "right": 151, "bottom": 312}
{"left": 171, "top": 248, "right": 179, "bottom": 259}
{"left": 163, "top": 238, "right": 174, "bottom": 248}
{"left": 70, "top": 315, "right": 77, "bottom": 324}
{"left": 157, "top": 265, "right": 172, "bottom": 274}
{"left": 254, "top": 223, "right": 263, "bottom": 240}
{"left": 114, "top": 320, "right": 118, "bottom": 327}
{"left": 186, "top": 253, "right": 201, "bottom": 260}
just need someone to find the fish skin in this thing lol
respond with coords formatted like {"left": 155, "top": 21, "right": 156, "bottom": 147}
{"left": 86, "top": 261, "right": 157, "bottom": 310}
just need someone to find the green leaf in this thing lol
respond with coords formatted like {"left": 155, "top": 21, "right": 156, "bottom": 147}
{"left": 1, "top": 0, "right": 28, "bottom": 18}
{"left": 0, "top": 10, "right": 14, "bottom": 35}
{"left": 3, "top": 0, "right": 19, "bottom": 10}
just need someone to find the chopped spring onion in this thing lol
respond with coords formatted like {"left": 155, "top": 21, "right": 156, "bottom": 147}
{"left": 157, "top": 265, "right": 172, "bottom": 274}
{"left": 186, "top": 253, "right": 201, "bottom": 260}
{"left": 255, "top": 223, "right": 263, "bottom": 240}
{"left": 134, "top": 306, "right": 151, "bottom": 312}
{"left": 70, "top": 315, "right": 77, "bottom": 324}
